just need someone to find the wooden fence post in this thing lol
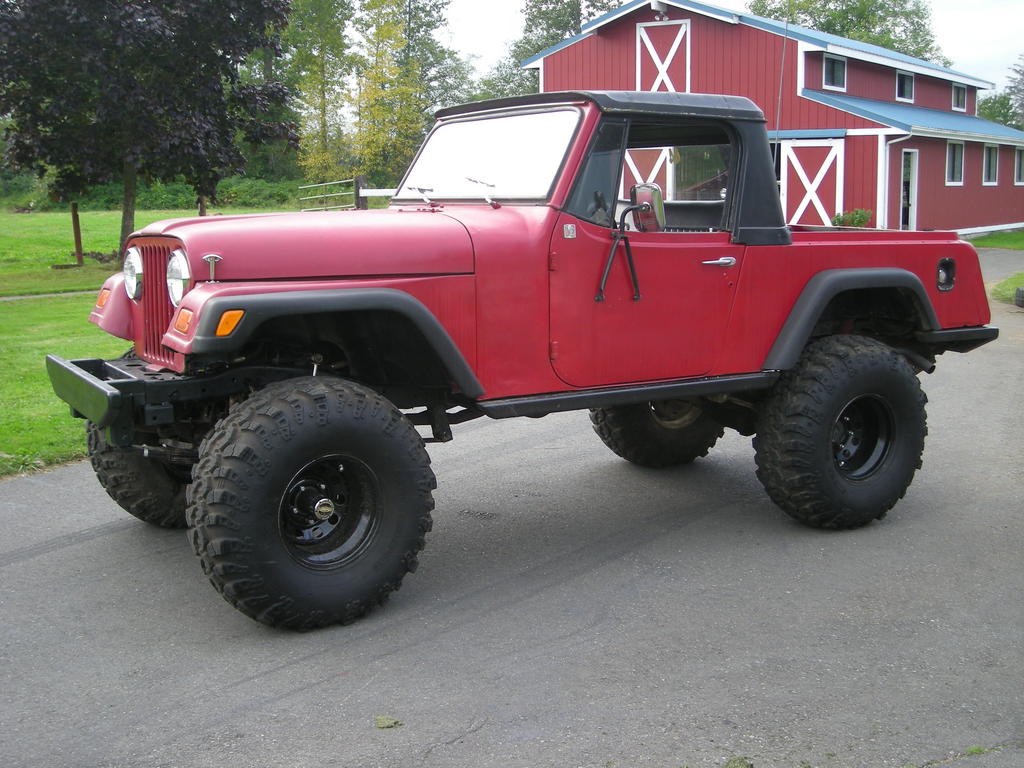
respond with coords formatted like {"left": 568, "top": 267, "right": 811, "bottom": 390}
{"left": 71, "top": 202, "right": 84, "bottom": 267}
{"left": 355, "top": 175, "right": 368, "bottom": 210}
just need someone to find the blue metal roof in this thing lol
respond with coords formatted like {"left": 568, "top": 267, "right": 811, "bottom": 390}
{"left": 802, "top": 90, "right": 1024, "bottom": 143}
{"left": 521, "top": 0, "right": 990, "bottom": 87}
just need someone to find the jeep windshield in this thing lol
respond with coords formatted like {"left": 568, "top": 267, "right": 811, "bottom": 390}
{"left": 394, "top": 108, "right": 581, "bottom": 202}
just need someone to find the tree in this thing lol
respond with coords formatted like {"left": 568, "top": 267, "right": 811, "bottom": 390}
{"left": 0, "top": 0, "right": 296, "bottom": 248}
{"left": 351, "top": 0, "right": 423, "bottom": 185}
{"left": 283, "top": 0, "right": 356, "bottom": 182}
{"left": 747, "top": 0, "right": 950, "bottom": 66}
{"left": 478, "top": 0, "right": 620, "bottom": 99}
{"left": 1007, "top": 53, "right": 1024, "bottom": 125}
{"left": 350, "top": 0, "right": 472, "bottom": 186}
{"left": 978, "top": 91, "right": 1022, "bottom": 131}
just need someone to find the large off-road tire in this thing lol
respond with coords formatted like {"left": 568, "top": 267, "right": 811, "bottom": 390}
{"left": 754, "top": 334, "right": 927, "bottom": 530}
{"left": 590, "top": 400, "right": 724, "bottom": 468}
{"left": 86, "top": 423, "right": 189, "bottom": 528}
{"left": 187, "top": 376, "right": 435, "bottom": 630}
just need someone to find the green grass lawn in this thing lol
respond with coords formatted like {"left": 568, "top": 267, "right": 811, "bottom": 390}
{"left": 0, "top": 294, "right": 126, "bottom": 476}
{"left": 969, "top": 230, "right": 1024, "bottom": 250}
{"left": 0, "top": 207, "right": 285, "bottom": 296}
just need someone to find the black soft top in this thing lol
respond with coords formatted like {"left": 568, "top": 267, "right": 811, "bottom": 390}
{"left": 436, "top": 90, "right": 766, "bottom": 123}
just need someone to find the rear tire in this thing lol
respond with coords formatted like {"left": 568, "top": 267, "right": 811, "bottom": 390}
{"left": 590, "top": 400, "right": 724, "bottom": 468}
{"left": 187, "top": 376, "right": 435, "bottom": 630}
{"left": 86, "top": 423, "right": 188, "bottom": 528}
{"left": 754, "top": 335, "right": 927, "bottom": 529}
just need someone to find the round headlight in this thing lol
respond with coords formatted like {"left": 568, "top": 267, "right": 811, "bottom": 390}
{"left": 123, "top": 246, "right": 144, "bottom": 300}
{"left": 166, "top": 249, "right": 191, "bottom": 306}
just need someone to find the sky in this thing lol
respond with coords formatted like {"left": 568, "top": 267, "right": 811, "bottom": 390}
{"left": 442, "top": 0, "right": 1022, "bottom": 91}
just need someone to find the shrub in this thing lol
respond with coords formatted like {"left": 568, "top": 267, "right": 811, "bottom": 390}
{"left": 831, "top": 208, "right": 873, "bottom": 227}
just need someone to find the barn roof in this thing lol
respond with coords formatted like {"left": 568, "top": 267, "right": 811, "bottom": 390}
{"left": 803, "top": 90, "right": 1024, "bottom": 145}
{"left": 521, "top": 0, "right": 992, "bottom": 90}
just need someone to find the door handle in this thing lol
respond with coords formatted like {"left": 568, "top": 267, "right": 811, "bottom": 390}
{"left": 701, "top": 256, "right": 737, "bottom": 267}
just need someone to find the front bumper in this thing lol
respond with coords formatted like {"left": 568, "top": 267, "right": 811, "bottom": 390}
{"left": 45, "top": 355, "right": 301, "bottom": 446}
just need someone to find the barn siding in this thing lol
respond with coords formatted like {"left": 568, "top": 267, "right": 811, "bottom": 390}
{"left": 887, "top": 139, "right": 1024, "bottom": 230}
{"left": 803, "top": 53, "right": 977, "bottom": 114}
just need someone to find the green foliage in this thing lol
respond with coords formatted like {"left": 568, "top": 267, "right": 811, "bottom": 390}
{"left": 978, "top": 90, "right": 1023, "bottom": 130}
{"left": 1, "top": 176, "right": 301, "bottom": 213}
{"left": 831, "top": 208, "right": 873, "bottom": 227}
{"left": 477, "top": 1, "right": 621, "bottom": 99}
{"left": 747, "top": 0, "right": 949, "bottom": 65}
{"left": 285, "top": 0, "right": 357, "bottom": 182}
{"left": 1007, "top": 53, "right": 1024, "bottom": 126}
{"left": 351, "top": 0, "right": 428, "bottom": 186}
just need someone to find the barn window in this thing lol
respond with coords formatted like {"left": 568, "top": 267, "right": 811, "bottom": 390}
{"left": 823, "top": 55, "right": 846, "bottom": 91}
{"left": 945, "top": 141, "right": 964, "bottom": 185}
{"left": 1015, "top": 148, "right": 1024, "bottom": 185}
{"left": 982, "top": 145, "right": 999, "bottom": 185}
{"left": 896, "top": 72, "right": 914, "bottom": 102}
{"left": 952, "top": 84, "right": 967, "bottom": 112}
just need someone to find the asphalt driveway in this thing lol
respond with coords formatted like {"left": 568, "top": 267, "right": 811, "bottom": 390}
{"left": 1, "top": 250, "right": 1021, "bottom": 768}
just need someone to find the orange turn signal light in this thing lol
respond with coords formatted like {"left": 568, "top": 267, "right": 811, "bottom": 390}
{"left": 215, "top": 309, "right": 245, "bottom": 337}
{"left": 96, "top": 288, "right": 111, "bottom": 308}
{"left": 173, "top": 308, "right": 194, "bottom": 334}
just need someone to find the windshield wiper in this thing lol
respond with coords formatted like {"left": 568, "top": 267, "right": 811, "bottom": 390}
{"left": 464, "top": 177, "right": 500, "bottom": 208}
{"left": 406, "top": 186, "right": 434, "bottom": 204}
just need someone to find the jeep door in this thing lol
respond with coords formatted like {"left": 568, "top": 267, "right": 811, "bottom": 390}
{"left": 549, "top": 118, "right": 743, "bottom": 388}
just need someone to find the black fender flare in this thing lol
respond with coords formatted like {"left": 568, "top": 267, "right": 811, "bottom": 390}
{"left": 762, "top": 268, "right": 940, "bottom": 370}
{"left": 188, "top": 287, "right": 484, "bottom": 398}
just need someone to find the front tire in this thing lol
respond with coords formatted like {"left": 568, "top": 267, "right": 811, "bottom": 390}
{"left": 590, "top": 400, "right": 724, "bottom": 468}
{"left": 86, "top": 423, "right": 188, "bottom": 528}
{"left": 754, "top": 335, "right": 927, "bottom": 529}
{"left": 187, "top": 377, "right": 435, "bottom": 630}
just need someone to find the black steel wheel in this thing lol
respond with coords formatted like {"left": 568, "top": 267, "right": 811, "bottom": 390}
{"left": 187, "top": 376, "right": 435, "bottom": 630}
{"left": 590, "top": 399, "right": 724, "bottom": 468}
{"left": 278, "top": 454, "right": 380, "bottom": 568}
{"left": 754, "top": 335, "right": 927, "bottom": 529}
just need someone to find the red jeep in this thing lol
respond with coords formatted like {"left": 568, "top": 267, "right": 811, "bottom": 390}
{"left": 47, "top": 91, "right": 997, "bottom": 629}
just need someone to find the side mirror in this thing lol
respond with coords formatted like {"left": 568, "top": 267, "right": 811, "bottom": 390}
{"left": 630, "top": 183, "right": 666, "bottom": 233}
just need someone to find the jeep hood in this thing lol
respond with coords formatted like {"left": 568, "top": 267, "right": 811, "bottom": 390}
{"left": 136, "top": 209, "right": 474, "bottom": 279}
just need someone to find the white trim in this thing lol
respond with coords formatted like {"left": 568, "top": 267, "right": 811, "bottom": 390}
{"left": 895, "top": 71, "right": 915, "bottom": 103}
{"left": 635, "top": 19, "right": 691, "bottom": 93}
{"left": 900, "top": 148, "right": 919, "bottom": 230}
{"left": 847, "top": 128, "right": 903, "bottom": 136}
{"left": 780, "top": 139, "right": 844, "bottom": 225}
{"left": 951, "top": 83, "right": 967, "bottom": 112}
{"left": 822, "top": 43, "right": 992, "bottom": 89}
{"left": 1015, "top": 148, "right": 1024, "bottom": 186}
{"left": 822, "top": 53, "right": 847, "bottom": 92}
{"left": 958, "top": 221, "right": 1024, "bottom": 236}
{"left": 910, "top": 129, "right": 1024, "bottom": 148}
{"left": 796, "top": 40, "right": 808, "bottom": 92}
{"left": 537, "top": 59, "right": 544, "bottom": 91}
{"left": 945, "top": 140, "right": 964, "bottom": 186}
{"left": 881, "top": 134, "right": 913, "bottom": 230}
{"left": 982, "top": 144, "right": 999, "bottom": 186}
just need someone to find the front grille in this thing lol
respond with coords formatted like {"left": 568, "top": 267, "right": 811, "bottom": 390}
{"left": 137, "top": 242, "right": 176, "bottom": 366}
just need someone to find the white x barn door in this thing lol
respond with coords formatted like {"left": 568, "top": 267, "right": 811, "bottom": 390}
{"left": 779, "top": 140, "right": 845, "bottom": 226}
{"left": 625, "top": 20, "right": 690, "bottom": 197}
{"left": 635, "top": 20, "right": 690, "bottom": 92}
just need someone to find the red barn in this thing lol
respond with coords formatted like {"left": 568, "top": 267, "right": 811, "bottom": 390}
{"left": 521, "top": 0, "right": 1024, "bottom": 233}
